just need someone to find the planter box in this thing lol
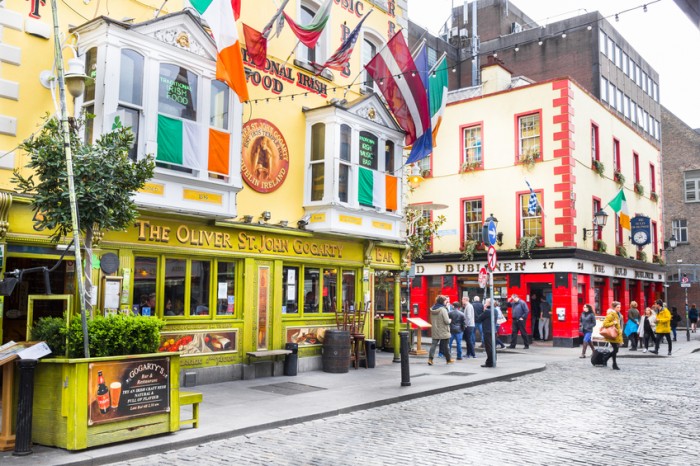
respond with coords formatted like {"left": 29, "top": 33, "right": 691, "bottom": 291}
{"left": 32, "top": 353, "right": 180, "bottom": 450}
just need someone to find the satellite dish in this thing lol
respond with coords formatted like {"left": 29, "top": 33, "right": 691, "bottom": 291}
{"left": 100, "top": 253, "right": 120, "bottom": 274}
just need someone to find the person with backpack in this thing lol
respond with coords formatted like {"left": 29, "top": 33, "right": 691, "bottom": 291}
{"left": 580, "top": 304, "right": 597, "bottom": 358}
{"left": 625, "top": 301, "right": 641, "bottom": 351}
{"left": 448, "top": 301, "right": 466, "bottom": 360}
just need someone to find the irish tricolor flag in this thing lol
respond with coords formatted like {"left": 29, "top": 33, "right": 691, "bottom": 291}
{"left": 157, "top": 115, "right": 230, "bottom": 175}
{"left": 608, "top": 188, "right": 630, "bottom": 230}
{"left": 190, "top": 0, "right": 249, "bottom": 102}
{"left": 359, "top": 167, "right": 397, "bottom": 211}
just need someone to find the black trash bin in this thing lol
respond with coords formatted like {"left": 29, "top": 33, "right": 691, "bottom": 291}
{"left": 364, "top": 339, "right": 376, "bottom": 368}
{"left": 284, "top": 342, "right": 298, "bottom": 376}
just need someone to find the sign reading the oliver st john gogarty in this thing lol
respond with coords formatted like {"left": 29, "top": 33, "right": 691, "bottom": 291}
{"left": 88, "top": 358, "right": 170, "bottom": 426}
{"left": 241, "top": 119, "right": 289, "bottom": 193}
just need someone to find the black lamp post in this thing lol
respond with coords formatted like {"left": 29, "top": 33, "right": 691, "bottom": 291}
{"left": 582, "top": 210, "right": 609, "bottom": 240}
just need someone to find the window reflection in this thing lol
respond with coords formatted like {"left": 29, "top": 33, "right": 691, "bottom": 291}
{"left": 216, "top": 262, "right": 236, "bottom": 315}
{"left": 164, "top": 258, "right": 185, "bottom": 317}
{"left": 283, "top": 266, "right": 299, "bottom": 313}
{"left": 342, "top": 270, "right": 356, "bottom": 309}
{"left": 158, "top": 63, "right": 198, "bottom": 121}
{"left": 304, "top": 268, "right": 320, "bottom": 313}
{"left": 323, "top": 268, "right": 337, "bottom": 313}
{"left": 191, "top": 260, "right": 211, "bottom": 316}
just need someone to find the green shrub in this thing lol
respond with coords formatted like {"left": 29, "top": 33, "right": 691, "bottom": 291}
{"left": 30, "top": 314, "right": 165, "bottom": 358}
{"left": 30, "top": 316, "right": 68, "bottom": 357}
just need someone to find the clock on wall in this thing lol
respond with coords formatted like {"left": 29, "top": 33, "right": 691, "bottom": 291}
{"left": 631, "top": 230, "right": 649, "bottom": 246}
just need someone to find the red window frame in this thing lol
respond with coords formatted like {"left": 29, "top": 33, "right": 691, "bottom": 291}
{"left": 652, "top": 221, "right": 658, "bottom": 255}
{"left": 649, "top": 163, "right": 656, "bottom": 193}
{"left": 516, "top": 189, "right": 545, "bottom": 246}
{"left": 514, "top": 109, "right": 543, "bottom": 164}
{"left": 612, "top": 138, "right": 620, "bottom": 172}
{"left": 633, "top": 152, "right": 640, "bottom": 183}
{"left": 615, "top": 215, "right": 623, "bottom": 246}
{"left": 459, "top": 122, "right": 484, "bottom": 171}
{"left": 460, "top": 195, "right": 485, "bottom": 246}
{"left": 591, "top": 123, "right": 600, "bottom": 162}
{"left": 593, "top": 197, "right": 602, "bottom": 240}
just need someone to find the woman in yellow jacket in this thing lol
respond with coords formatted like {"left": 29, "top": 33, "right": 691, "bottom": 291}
{"left": 650, "top": 299, "right": 672, "bottom": 356}
{"left": 602, "top": 301, "right": 623, "bottom": 370}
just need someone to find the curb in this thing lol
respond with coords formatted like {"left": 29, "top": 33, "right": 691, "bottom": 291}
{"left": 53, "top": 365, "right": 546, "bottom": 466}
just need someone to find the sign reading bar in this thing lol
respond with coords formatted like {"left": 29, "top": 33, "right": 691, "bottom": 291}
{"left": 88, "top": 357, "right": 170, "bottom": 425}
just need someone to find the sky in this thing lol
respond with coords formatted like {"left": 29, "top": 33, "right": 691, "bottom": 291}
{"left": 407, "top": 0, "right": 700, "bottom": 129}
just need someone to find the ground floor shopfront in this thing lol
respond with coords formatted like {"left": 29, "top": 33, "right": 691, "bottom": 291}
{"left": 410, "top": 249, "right": 666, "bottom": 347}
{"left": 0, "top": 198, "right": 405, "bottom": 384}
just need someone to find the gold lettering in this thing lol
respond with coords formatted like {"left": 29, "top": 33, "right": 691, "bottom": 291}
{"left": 237, "top": 232, "right": 247, "bottom": 250}
{"left": 445, "top": 264, "right": 453, "bottom": 273}
{"left": 203, "top": 230, "right": 214, "bottom": 246}
{"left": 215, "top": 232, "right": 223, "bottom": 248}
{"left": 136, "top": 221, "right": 149, "bottom": 241}
{"left": 149, "top": 225, "right": 161, "bottom": 241}
{"left": 176, "top": 225, "right": 190, "bottom": 243}
{"left": 162, "top": 227, "right": 170, "bottom": 242}
{"left": 515, "top": 262, "right": 525, "bottom": 271}
{"left": 224, "top": 233, "right": 232, "bottom": 248}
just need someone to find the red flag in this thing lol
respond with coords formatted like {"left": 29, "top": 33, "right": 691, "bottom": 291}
{"left": 231, "top": 0, "right": 241, "bottom": 20}
{"left": 243, "top": 24, "right": 267, "bottom": 67}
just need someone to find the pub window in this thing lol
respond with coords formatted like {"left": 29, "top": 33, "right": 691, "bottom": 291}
{"left": 339, "top": 124, "right": 351, "bottom": 203}
{"left": 283, "top": 266, "right": 299, "bottom": 314}
{"left": 164, "top": 258, "right": 186, "bottom": 317}
{"left": 133, "top": 256, "right": 158, "bottom": 315}
{"left": 463, "top": 125, "right": 482, "bottom": 165}
{"left": 385, "top": 140, "right": 395, "bottom": 173}
{"left": 190, "top": 260, "right": 211, "bottom": 317}
{"left": 162, "top": 258, "right": 211, "bottom": 318}
{"left": 373, "top": 271, "right": 394, "bottom": 313}
{"left": 359, "top": 130, "right": 378, "bottom": 170}
{"left": 82, "top": 47, "right": 98, "bottom": 144}
{"left": 156, "top": 63, "right": 199, "bottom": 172}
{"left": 216, "top": 261, "right": 236, "bottom": 315}
{"left": 520, "top": 191, "right": 543, "bottom": 243}
{"left": 310, "top": 123, "right": 325, "bottom": 201}
{"left": 463, "top": 199, "right": 483, "bottom": 244}
{"left": 323, "top": 268, "right": 337, "bottom": 313}
{"left": 342, "top": 270, "right": 356, "bottom": 308}
{"left": 209, "top": 80, "right": 231, "bottom": 180}
{"left": 118, "top": 49, "right": 144, "bottom": 161}
{"left": 304, "top": 267, "right": 320, "bottom": 313}
{"left": 518, "top": 113, "right": 540, "bottom": 161}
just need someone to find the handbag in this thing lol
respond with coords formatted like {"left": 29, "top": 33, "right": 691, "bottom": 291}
{"left": 497, "top": 317, "right": 507, "bottom": 325}
{"left": 599, "top": 325, "right": 618, "bottom": 339}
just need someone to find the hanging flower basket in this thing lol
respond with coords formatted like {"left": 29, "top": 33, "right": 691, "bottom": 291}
{"left": 592, "top": 159, "right": 605, "bottom": 177}
{"left": 594, "top": 239, "right": 607, "bottom": 253}
{"left": 650, "top": 191, "right": 658, "bottom": 202}
{"left": 616, "top": 244, "right": 628, "bottom": 258}
{"left": 518, "top": 235, "right": 540, "bottom": 258}
{"left": 460, "top": 239, "right": 479, "bottom": 260}
{"left": 637, "top": 250, "right": 647, "bottom": 262}
{"left": 634, "top": 182, "right": 644, "bottom": 196}
{"left": 613, "top": 170, "right": 625, "bottom": 186}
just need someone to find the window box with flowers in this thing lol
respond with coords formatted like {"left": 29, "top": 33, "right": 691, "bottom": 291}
{"left": 518, "top": 149, "right": 540, "bottom": 168}
{"left": 637, "top": 250, "right": 647, "bottom": 262}
{"left": 650, "top": 191, "right": 658, "bottom": 202}
{"left": 460, "top": 239, "right": 481, "bottom": 261}
{"left": 613, "top": 170, "right": 625, "bottom": 186}
{"left": 518, "top": 235, "right": 540, "bottom": 258}
{"left": 616, "top": 244, "right": 628, "bottom": 258}
{"left": 653, "top": 254, "right": 664, "bottom": 265}
{"left": 421, "top": 169, "right": 431, "bottom": 178}
{"left": 592, "top": 159, "right": 605, "bottom": 177}
{"left": 460, "top": 160, "right": 482, "bottom": 173}
{"left": 634, "top": 182, "right": 644, "bottom": 196}
{"left": 593, "top": 239, "right": 607, "bottom": 253}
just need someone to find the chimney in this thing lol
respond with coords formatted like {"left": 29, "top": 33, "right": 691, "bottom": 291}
{"left": 481, "top": 56, "right": 513, "bottom": 94}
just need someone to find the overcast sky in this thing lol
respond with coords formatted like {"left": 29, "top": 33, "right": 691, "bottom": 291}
{"left": 407, "top": 0, "right": 700, "bottom": 129}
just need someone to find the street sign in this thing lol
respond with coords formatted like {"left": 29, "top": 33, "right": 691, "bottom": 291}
{"left": 487, "top": 246, "right": 498, "bottom": 271}
{"left": 478, "top": 267, "right": 488, "bottom": 288}
{"left": 681, "top": 276, "right": 691, "bottom": 288}
{"left": 487, "top": 221, "right": 498, "bottom": 246}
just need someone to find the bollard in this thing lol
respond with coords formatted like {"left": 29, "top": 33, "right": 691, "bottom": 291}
{"left": 13, "top": 359, "right": 38, "bottom": 457}
{"left": 399, "top": 331, "right": 411, "bottom": 387}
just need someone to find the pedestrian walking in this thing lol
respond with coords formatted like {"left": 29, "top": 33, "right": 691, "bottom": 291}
{"left": 473, "top": 296, "right": 485, "bottom": 348}
{"left": 448, "top": 301, "right": 466, "bottom": 360}
{"left": 601, "top": 301, "right": 623, "bottom": 370}
{"left": 494, "top": 303, "right": 507, "bottom": 349}
{"left": 462, "top": 296, "right": 477, "bottom": 358}
{"left": 539, "top": 296, "right": 551, "bottom": 341}
{"left": 428, "top": 296, "right": 453, "bottom": 365}
{"left": 580, "top": 304, "right": 597, "bottom": 358}
{"left": 508, "top": 294, "right": 530, "bottom": 349}
{"left": 670, "top": 307, "right": 682, "bottom": 341}
{"left": 476, "top": 298, "right": 496, "bottom": 368}
{"left": 650, "top": 300, "right": 672, "bottom": 356}
{"left": 689, "top": 304, "right": 698, "bottom": 333}
{"left": 625, "top": 301, "right": 641, "bottom": 351}
{"left": 639, "top": 307, "right": 657, "bottom": 353}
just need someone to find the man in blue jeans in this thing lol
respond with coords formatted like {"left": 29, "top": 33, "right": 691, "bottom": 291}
{"left": 472, "top": 296, "right": 485, "bottom": 348}
{"left": 462, "top": 296, "right": 477, "bottom": 358}
{"left": 448, "top": 301, "right": 466, "bottom": 359}
{"left": 508, "top": 294, "right": 530, "bottom": 349}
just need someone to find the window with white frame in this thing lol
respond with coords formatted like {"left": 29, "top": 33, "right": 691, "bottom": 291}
{"left": 299, "top": 5, "right": 318, "bottom": 64}
{"left": 361, "top": 38, "right": 377, "bottom": 92}
{"left": 463, "top": 199, "right": 483, "bottom": 244}
{"left": 630, "top": 101, "right": 637, "bottom": 124}
{"left": 339, "top": 124, "right": 352, "bottom": 203}
{"left": 609, "top": 82, "right": 616, "bottom": 108}
{"left": 518, "top": 113, "right": 540, "bottom": 160}
{"left": 600, "top": 77, "right": 608, "bottom": 102}
{"left": 82, "top": 47, "right": 98, "bottom": 144}
{"left": 672, "top": 219, "right": 688, "bottom": 243}
{"left": 519, "top": 191, "right": 543, "bottom": 240}
{"left": 591, "top": 124, "right": 599, "bottom": 162}
{"left": 118, "top": 49, "right": 144, "bottom": 161}
{"left": 463, "top": 125, "right": 482, "bottom": 165}
{"left": 616, "top": 89, "right": 623, "bottom": 113}
{"left": 623, "top": 95, "right": 630, "bottom": 119}
{"left": 310, "top": 123, "right": 325, "bottom": 201}
{"left": 684, "top": 170, "right": 700, "bottom": 202}
{"left": 599, "top": 30, "right": 607, "bottom": 56}
{"left": 615, "top": 45, "right": 622, "bottom": 68}
{"left": 208, "top": 80, "right": 231, "bottom": 180}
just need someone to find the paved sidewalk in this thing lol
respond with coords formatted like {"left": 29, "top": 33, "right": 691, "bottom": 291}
{"left": 2, "top": 335, "right": 698, "bottom": 466}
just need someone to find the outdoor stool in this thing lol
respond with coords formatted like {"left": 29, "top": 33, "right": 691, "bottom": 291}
{"left": 179, "top": 391, "right": 203, "bottom": 429}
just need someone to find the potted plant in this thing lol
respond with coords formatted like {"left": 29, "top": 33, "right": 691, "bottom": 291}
{"left": 634, "top": 182, "right": 644, "bottom": 196}
{"left": 637, "top": 250, "right": 648, "bottom": 262}
{"left": 650, "top": 191, "right": 659, "bottom": 201}
{"left": 518, "top": 235, "right": 540, "bottom": 258}
{"left": 594, "top": 239, "right": 608, "bottom": 253}
{"left": 460, "top": 160, "right": 482, "bottom": 173}
{"left": 460, "top": 238, "right": 479, "bottom": 260}
{"left": 519, "top": 149, "right": 540, "bottom": 168}
{"left": 592, "top": 159, "right": 605, "bottom": 177}
{"left": 616, "top": 244, "right": 628, "bottom": 258}
{"left": 421, "top": 169, "right": 431, "bottom": 178}
{"left": 613, "top": 170, "right": 625, "bottom": 186}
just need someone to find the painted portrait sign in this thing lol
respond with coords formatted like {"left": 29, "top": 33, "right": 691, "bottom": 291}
{"left": 241, "top": 119, "right": 289, "bottom": 193}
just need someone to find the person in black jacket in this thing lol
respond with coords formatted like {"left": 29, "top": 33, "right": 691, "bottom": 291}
{"left": 579, "top": 304, "right": 597, "bottom": 358}
{"left": 472, "top": 296, "right": 485, "bottom": 348}
{"left": 448, "top": 302, "right": 466, "bottom": 360}
{"left": 508, "top": 294, "right": 530, "bottom": 349}
{"left": 476, "top": 298, "right": 496, "bottom": 368}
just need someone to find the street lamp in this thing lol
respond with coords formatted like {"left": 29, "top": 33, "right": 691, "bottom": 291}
{"left": 407, "top": 164, "right": 424, "bottom": 186}
{"left": 582, "top": 209, "right": 609, "bottom": 240}
{"left": 664, "top": 234, "right": 678, "bottom": 252}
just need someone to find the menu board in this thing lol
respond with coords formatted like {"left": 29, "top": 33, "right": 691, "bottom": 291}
{"left": 88, "top": 357, "right": 170, "bottom": 425}
{"left": 359, "top": 131, "right": 377, "bottom": 169}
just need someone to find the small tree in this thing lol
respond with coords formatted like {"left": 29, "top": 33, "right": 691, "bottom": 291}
{"left": 405, "top": 209, "right": 446, "bottom": 261}
{"left": 14, "top": 115, "right": 155, "bottom": 312}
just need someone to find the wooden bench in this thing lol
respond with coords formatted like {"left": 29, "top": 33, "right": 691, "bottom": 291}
{"left": 246, "top": 349, "right": 293, "bottom": 377}
{"left": 179, "top": 391, "right": 203, "bottom": 429}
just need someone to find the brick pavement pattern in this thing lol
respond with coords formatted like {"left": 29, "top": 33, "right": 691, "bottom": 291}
{"left": 110, "top": 353, "right": 700, "bottom": 465}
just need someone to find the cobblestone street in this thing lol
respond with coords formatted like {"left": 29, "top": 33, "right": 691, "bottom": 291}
{"left": 110, "top": 350, "right": 700, "bottom": 466}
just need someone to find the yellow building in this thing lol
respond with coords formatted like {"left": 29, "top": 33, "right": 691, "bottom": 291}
{"left": 0, "top": 0, "right": 409, "bottom": 381}
{"left": 408, "top": 60, "right": 665, "bottom": 347}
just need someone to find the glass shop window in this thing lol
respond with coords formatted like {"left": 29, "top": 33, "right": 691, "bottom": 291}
{"left": 216, "top": 261, "right": 236, "bottom": 315}
{"left": 283, "top": 266, "right": 299, "bottom": 314}
{"left": 133, "top": 256, "right": 158, "bottom": 316}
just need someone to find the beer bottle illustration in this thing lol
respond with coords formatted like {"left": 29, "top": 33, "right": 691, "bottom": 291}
{"left": 96, "top": 371, "right": 110, "bottom": 414}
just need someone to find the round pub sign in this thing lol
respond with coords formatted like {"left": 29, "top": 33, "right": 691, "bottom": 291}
{"left": 241, "top": 119, "right": 289, "bottom": 193}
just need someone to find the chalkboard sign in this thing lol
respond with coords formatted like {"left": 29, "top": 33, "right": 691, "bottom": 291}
{"left": 359, "top": 131, "right": 378, "bottom": 169}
